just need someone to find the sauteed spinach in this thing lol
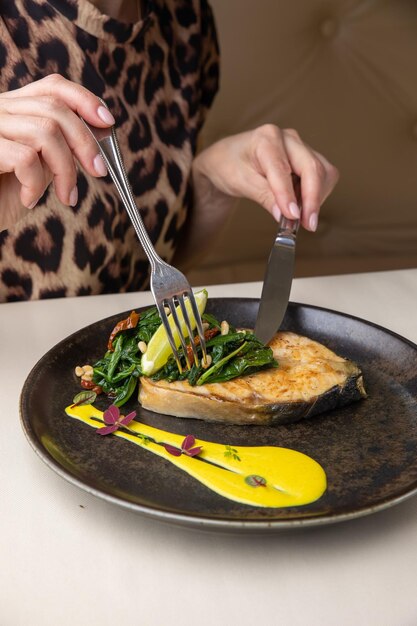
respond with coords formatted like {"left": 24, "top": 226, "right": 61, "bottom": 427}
{"left": 152, "top": 328, "right": 277, "bottom": 385}
{"left": 87, "top": 304, "right": 278, "bottom": 407}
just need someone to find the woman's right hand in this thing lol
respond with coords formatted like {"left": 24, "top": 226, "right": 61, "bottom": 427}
{"left": 0, "top": 74, "right": 115, "bottom": 231}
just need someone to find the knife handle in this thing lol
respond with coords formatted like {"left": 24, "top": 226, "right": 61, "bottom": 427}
{"left": 277, "top": 215, "right": 299, "bottom": 243}
{"left": 276, "top": 173, "right": 300, "bottom": 241}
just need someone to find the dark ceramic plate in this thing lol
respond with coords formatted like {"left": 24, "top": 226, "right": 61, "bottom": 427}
{"left": 20, "top": 299, "right": 417, "bottom": 532}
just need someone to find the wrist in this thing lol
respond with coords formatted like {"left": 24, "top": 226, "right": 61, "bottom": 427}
{"left": 192, "top": 146, "right": 212, "bottom": 180}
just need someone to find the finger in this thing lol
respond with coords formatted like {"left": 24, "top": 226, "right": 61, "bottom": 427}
{"left": 285, "top": 128, "right": 340, "bottom": 200}
{"left": 0, "top": 113, "right": 77, "bottom": 205}
{"left": 0, "top": 137, "right": 46, "bottom": 208}
{"left": 298, "top": 158, "right": 325, "bottom": 232}
{"left": 298, "top": 153, "right": 338, "bottom": 232}
{"left": 312, "top": 150, "right": 340, "bottom": 203}
{"left": 0, "top": 73, "right": 115, "bottom": 128}
{"left": 282, "top": 138, "right": 324, "bottom": 231}
{"left": 283, "top": 132, "right": 340, "bottom": 231}
{"left": 0, "top": 96, "right": 108, "bottom": 179}
{"left": 243, "top": 169, "right": 277, "bottom": 216}
{"left": 253, "top": 125, "right": 301, "bottom": 221}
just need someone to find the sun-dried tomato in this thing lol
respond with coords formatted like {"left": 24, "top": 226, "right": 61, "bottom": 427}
{"left": 81, "top": 379, "right": 96, "bottom": 389}
{"left": 185, "top": 327, "right": 219, "bottom": 363}
{"left": 107, "top": 310, "right": 140, "bottom": 351}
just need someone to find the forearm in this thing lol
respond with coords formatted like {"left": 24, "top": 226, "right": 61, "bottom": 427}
{"left": 173, "top": 152, "right": 237, "bottom": 271}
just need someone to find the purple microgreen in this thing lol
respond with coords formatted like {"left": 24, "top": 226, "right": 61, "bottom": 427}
{"left": 103, "top": 404, "right": 120, "bottom": 425}
{"left": 181, "top": 435, "right": 202, "bottom": 456}
{"left": 184, "top": 446, "right": 203, "bottom": 457}
{"left": 245, "top": 475, "right": 267, "bottom": 488}
{"left": 164, "top": 435, "right": 203, "bottom": 458}
{"left": 96, "top": 404, "right": 137, "bottom": 436}
{"left": 97, "top": 424, "right": 119, "bottom": 436}
{"left": 71, "top": 390, "right": 97, "bottom": 408}
{"left": 119, "top": 411, "right": 136, "bottom": 426}
{"left": 181, "top": 435, "right": 202, "bottom": 457}
{"left": 182, "top": 434, "right": 196, "bottom": 450}
{"left": 164, "top": 444, "right": 182, "bottom": 456}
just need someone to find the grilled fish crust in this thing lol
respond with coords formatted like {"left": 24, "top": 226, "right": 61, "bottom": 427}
{"left": 139, "top": 332, "right": 367, "bottom": 425}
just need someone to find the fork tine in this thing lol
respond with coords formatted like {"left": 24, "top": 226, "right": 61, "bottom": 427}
{"left": 167, "top": 297, "right": 192, "bottom": 370}
{"left": 187, "top": 290, "right": 208, "bottom": 366}
{"left": 156, "top": 302, "right": 183, "bottom": 374}
{"left": 177, "top": 293, "right": 200, "bottom": 367}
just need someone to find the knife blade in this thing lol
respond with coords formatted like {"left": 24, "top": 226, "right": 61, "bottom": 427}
{"left": 254, "top": 215, "right": 299, "bottom": 344}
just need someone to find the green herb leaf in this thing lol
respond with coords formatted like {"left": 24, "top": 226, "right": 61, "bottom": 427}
{"left": 245, "top": 475, "right": 267, "bottom": 487}
{"left": 112, "top": 374, "right": 138, "bottom": 407}
{"left": 224, "top": 445, "right": 241, "bottom": 462}
{"left": 203, "top": 345, "right": 277, "bottom": 384}
{"left": 196, "top": 343, "right": 247, "bottom": 385}
{"left": 202, "top": 312, "right": 221, "bottom": 330}
{"left": 71, "top": 390, "right": 97, "bottom": 407}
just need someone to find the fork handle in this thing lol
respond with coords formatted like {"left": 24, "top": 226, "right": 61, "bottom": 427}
{"left": 81, "top": 105, "right": 161, "bottom": 269}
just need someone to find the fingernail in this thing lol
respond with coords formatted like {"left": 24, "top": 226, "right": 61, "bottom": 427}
{"left": 309, "top": 213, "right": 318, "bottom": 232}
{"left": 272, "top": 203, "right": 281, "bottom": 221}
{"left": 28, "top": 197, "right": 41, "bottom": 210}
{"left": 69, "top": 185, "right": 78, "bottom": 207}
{"left": 289, "top": 202, "right": 301, "bottom": 219}
{"left": 97, "top": 105, "right": 115, "bottom": 125}
{"left": 93, "top": 153, "right": 108, "bottom": 177}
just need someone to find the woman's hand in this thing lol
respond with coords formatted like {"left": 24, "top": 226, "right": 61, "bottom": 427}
{"left": 193, "top": 124, "right": 339, "bottom": 231}
{"left": 0, "top": 74, "right": 114, "bottom": 230}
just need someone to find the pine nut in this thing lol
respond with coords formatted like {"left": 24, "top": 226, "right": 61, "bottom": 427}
{"left": 220, "top": 320, "right": 229, "bottom": 335}
{"left": 138, "top": 341, "right": 147, "bottom": 353}
{"left": 202, "top": 322, "right": 210, "bottom": 332}
{"left": 75, "top": 366, "right": 84, "bottom": 377}
{"left": 83, "top": 364, "right": 94, "bottom": 375}
{"left": 202, "top": 354, "right": 212, "bottom": 369}
{"left": 81, "top": 372, "right": 94, "bottom": 382}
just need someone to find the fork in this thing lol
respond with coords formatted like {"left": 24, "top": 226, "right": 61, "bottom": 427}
{"left": 80, "top": 101, "right": 207, "bottom": 373}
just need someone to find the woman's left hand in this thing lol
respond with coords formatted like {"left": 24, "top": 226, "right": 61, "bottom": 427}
{"left": 193, "top": 124, "right": 339, "bottom": 232}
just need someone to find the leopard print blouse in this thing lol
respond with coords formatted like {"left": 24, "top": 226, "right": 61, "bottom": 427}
{"left": 0, "top": 0, "right": 219, "bottom": 301}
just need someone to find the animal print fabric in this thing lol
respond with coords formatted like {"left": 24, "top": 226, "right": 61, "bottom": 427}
{"left": 0, "top": 0, "right": 219, "bottom": 301}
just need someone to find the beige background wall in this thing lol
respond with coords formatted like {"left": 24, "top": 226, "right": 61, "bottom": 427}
{"left": 188, "top": 0, "right": 417, "bottom": 286}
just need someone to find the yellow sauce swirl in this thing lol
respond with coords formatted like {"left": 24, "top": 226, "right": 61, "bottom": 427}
{"left": 65, "top": 405, "right": 327, "bottom": 508}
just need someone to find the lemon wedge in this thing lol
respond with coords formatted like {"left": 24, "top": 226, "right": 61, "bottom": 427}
{"left": 141, "top": 289, "right": 208, "bottom": 376}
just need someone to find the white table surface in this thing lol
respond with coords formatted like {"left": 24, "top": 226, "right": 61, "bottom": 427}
{"left": 1, "top": 269, "right": 417, "bottom": 626}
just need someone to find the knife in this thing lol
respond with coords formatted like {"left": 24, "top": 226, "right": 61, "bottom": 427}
{"left": 254, "top": 215, "right": 299, "bottom": 344}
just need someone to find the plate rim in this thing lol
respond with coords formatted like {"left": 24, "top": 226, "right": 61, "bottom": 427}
{"left": 19, "top": 298, "right": 417, "bottom": 532}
